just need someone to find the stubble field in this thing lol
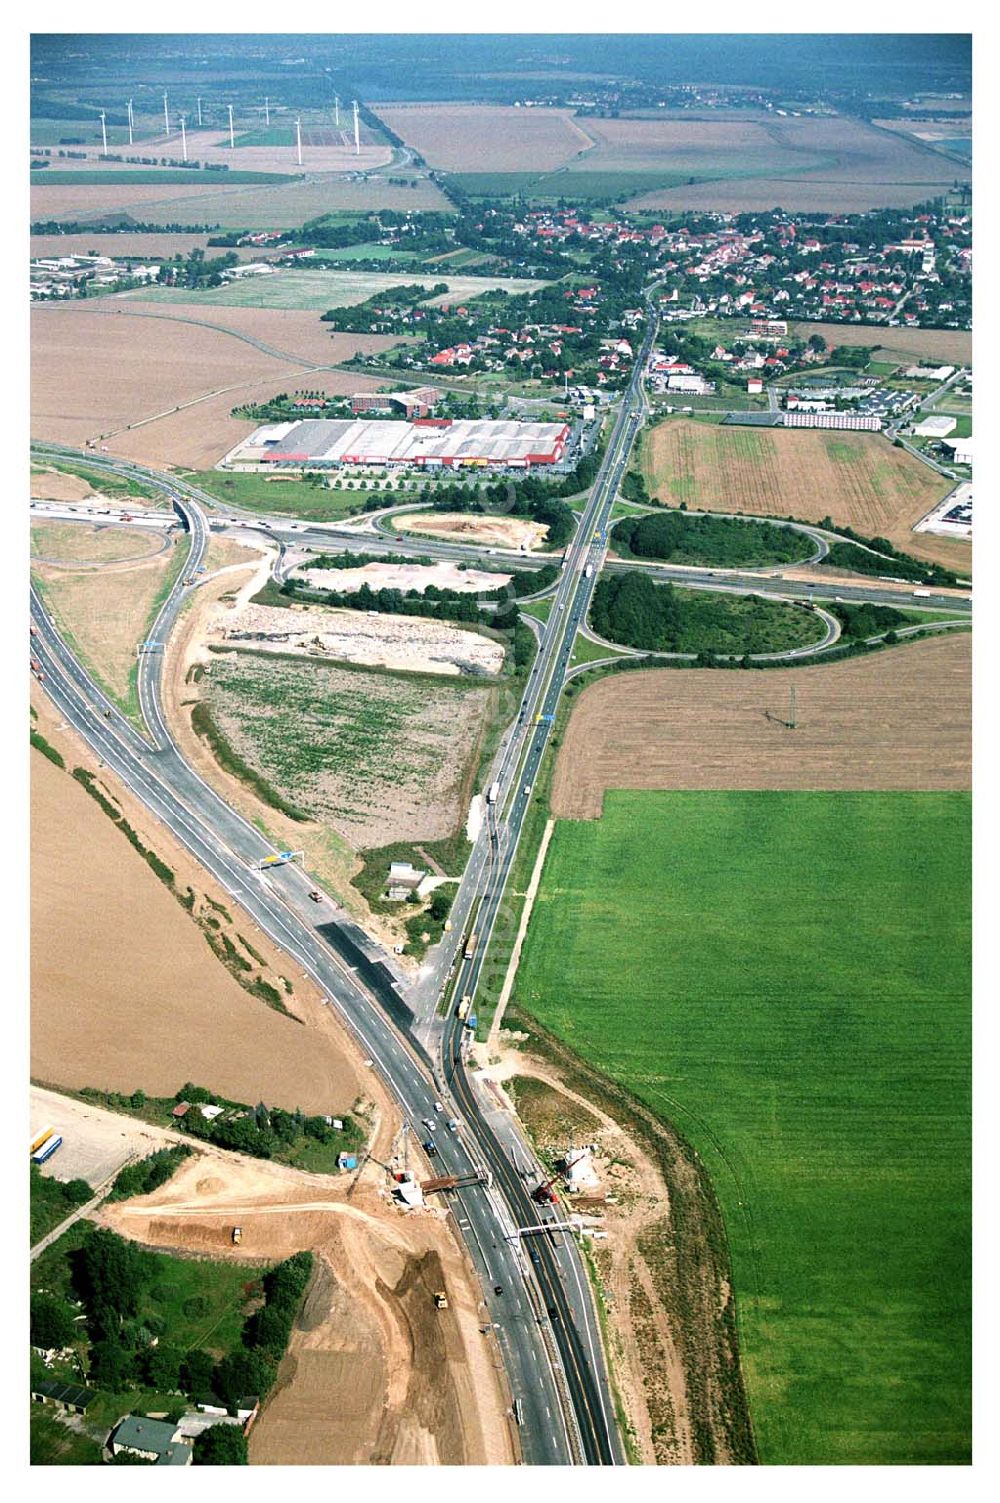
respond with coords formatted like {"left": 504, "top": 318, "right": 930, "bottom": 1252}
{"left": 515, "top": 789, "right": 971, "bottom": 1464}
{"left": 30, "top": 173, "right": 452, "bottom": 227}
{"left": 641, "top": 419, "right": 965, "bottom": 572}
{"left": 552, "top": 633, "right": 970, "bottom": 818}
{"left": 30, "top": 734, "right": 362, "bottom": 1112}
{"left": 376, "top": 104, "right": 594, "bottom": 172}
{"left": 30, "top": 302, "right": 396, "bottom": 466}
{"left": 791, "top": 321, "right": 971, "bottom": 367}
{"left": 127, "top": 268, "right": 551, "bottom": 312}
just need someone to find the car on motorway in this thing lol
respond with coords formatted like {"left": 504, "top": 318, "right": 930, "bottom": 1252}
{"left": 308, "top": 890, "right": 322, "bottom": 902}
{"left": 447, "top": 1118, "right": 459, "bottom": 1132}
{"left": 547, "top": 1306, "right": 560, "bottom": 1321}
{"left": 433, "top": 1101, "right": 444, "bottom": 1113}
{"left": 423, "top": 1140, "right": 438, "bottom": 1156}
{"left": 494, "top": 1285, "right": 504, "bottom": 1295}
{"left": 422, "top": 1117, "right": 436, "bottom": 1130}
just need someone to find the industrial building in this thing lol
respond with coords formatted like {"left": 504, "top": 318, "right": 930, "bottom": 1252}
{"left": 225, "top": 417, "right": 571, "bottom": 471}
{"left": 351, "top": 386, "right": 445, "bottom": 418}
{"left": 782, "top": 411, "right": 883, "bottom": 431}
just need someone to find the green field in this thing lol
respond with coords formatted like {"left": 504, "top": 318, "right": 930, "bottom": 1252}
{"left": 183, "top": 468, "right": 364, "bottom": 521}
{"left": 515, "top": 791, "right": 971, "bottom": 1464}
{"left": 128, "top": 268, "right": 549, "bottom": 312}
{"left": 446, "top": 168, "right": 740, "bottom": 202}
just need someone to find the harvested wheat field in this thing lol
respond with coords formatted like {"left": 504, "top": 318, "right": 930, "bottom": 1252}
{"left": 552, "top": 633, "right": 970, "bottom": 818}
{"left": 642, "top": 419, "right": 966, "bottom": 573}
{"left": 396, "top": 512, "right": 549, "bottom": 551}
{"left": 792, "top": 322, "right": 971, "bottom": 368}
{"left": 30, "top": 727, "right": 362, "bottom": 1113}
{"left": 100, "top": 1149, "right": 513, "bottom": 1465}
{"left": 378, "top": 103, "right": 593, "bottom": 172}
{"left": 31, "top": 302, "right": 394, "bottom": 466}
{"left": 31, "top": 520, "right": 185, "bottom": 711}
{"left": 30, "top": 174, "right": 452, "bottom": 228}
{"left": 626, "top": 115, "right": 966, "bottom": 212}
{"left": 30, "top": 232, "right": 273, "bottom": 262}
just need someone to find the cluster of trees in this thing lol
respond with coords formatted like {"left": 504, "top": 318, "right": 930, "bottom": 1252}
{"left": 284, "top": 576, "right": 486, "bottom": 624}
{"left": 107, "top": 1147, "right": 191, "bottom": 1204}
{"left": 174, "top": 1084, "right": 349, "bottom": 1161}
{"left": 829, "top": 602, "right": 909, "bottom": 640}
{"left": 823, "top": 538, "right": 958, "bottom": 588}
{"left": 45, "top": 1227, "right": 313, "bottom": 1440}
{"left": 412, "top": 452, "right": 601, "bottom": 552}
{"left": 613, "top": 510, "right": 807, "bottom": 568}
{"left": 591, "top": 572, "right": 813, "bottom": 656}
{"left": 320, "top": 282, "right": 448, "bottom": 333}
{"left": 157, "top": 248, "right": 240, "bottom": 290}
{"left": 31, "top": 219, "right": 222, "bottom": 235}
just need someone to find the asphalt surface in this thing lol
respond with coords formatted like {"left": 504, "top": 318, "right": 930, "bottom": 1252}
{"left": 29, "top": 464, "right": 617, "bottom": 1464}
{"left": 29, "top": 321, "right": 970, "bottom": 1464}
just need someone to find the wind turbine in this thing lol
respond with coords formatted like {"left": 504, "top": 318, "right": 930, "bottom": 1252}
{"left": 126, "top": 98, "right": 133, "bottom": 147}
{"left": 295, "top": 117, "right": 303, "bottom": 167}
{"left": 334, "top": 94, "right": 340, "bottom": 128}
{"left": 264, "top": 96, "right": 270, "bottom": 128}
{"left": 179, "top": 114, "right": 187, "bottom": 162}
{"left": 352, "top": 100, "right": 360, "bottom": 155}
{"left": 196, "top": 96, "right": 203, "bottom": 127}
{"left": 227, "top": 104, "right": 235, "bottom": 150}
{"left": 99, "top": 110, "right": 107, "bottom": 156}
{"left": 163, "top": 91, "right": 170, "bottom": 136}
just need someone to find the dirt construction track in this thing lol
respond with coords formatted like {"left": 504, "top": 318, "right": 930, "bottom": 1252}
{"left": 553, "top": 634, "right": 970, "bottom": 818}
{"left": 100, "top": 1151, "right": 513, "bottom": 1465}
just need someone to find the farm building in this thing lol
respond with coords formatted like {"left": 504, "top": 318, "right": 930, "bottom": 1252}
{"left": 109, "top": 1415, "right": 193, "bottom": 1466}
{"left": 225, "top": 418, "right": 571, "bottom": 471}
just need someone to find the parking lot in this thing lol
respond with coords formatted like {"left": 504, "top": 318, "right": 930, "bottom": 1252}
{"left": 31, "top": 1086, "right": 182, "bottom": 1189}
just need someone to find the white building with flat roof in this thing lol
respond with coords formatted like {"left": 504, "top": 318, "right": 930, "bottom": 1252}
{"left": 913, "top": 414, "right": 957, "bottom": 438}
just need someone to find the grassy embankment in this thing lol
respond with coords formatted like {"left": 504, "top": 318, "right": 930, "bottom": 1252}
{"left": 513, "top": 790, "right": 971, "bottom": 1465}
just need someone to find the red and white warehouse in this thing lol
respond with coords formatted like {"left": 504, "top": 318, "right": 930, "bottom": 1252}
{"left": 227, "top": 417, "right": 571, "bottom": 471}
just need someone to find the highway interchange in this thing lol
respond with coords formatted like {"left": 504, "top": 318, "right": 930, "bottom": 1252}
{"left": 29, "top": 291, "right": 970, "bottom": 1464}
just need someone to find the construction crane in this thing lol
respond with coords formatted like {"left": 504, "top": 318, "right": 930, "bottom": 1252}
{"left": 532, "top": 1169, "right": 561, "bottom": 1205}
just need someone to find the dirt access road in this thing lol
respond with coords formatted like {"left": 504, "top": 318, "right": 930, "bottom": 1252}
{"left": 100, "top": 1148, "right": 514, "bottom": 1465}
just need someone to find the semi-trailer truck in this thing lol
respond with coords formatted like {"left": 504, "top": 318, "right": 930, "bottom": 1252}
{"left": 464, "top": 933, "right": 478, "bottom": 960}
{"left": 487, "top": 781, "right": 500, "bottom": 804}
{"left": 32, "top": 1134, "right": 63, "bottom": 1165}
{"left": 584, "top": 563, "right": 594, "bottom": 578}
{"left": 457, "top": 996, "right": 471, "bottom": 1020}
{"left": 30, "top": 1125, "right": 55, "bottom": 1155}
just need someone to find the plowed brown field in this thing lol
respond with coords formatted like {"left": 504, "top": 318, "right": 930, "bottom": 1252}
{"left": 551, "top": 633, "right": 970, "bottom": 818}
{"left": 642, "top": 419, "right": 967, "bottom": 573}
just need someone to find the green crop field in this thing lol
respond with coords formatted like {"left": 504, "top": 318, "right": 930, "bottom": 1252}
{"left": 182, "top": 468, "right": 364, "bottom": 521}
{"left": 515, "top": 790, "right": 971, "bottom": 1464}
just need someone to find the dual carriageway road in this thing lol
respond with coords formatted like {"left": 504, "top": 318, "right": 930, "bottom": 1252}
{"left": 29, "top": 303, "right": 970, "bottom": 1461}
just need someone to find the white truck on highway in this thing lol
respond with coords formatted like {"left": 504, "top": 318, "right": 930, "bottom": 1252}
{"left": 584, "top": 563, "right": 594, "bottom": 579}
{"left": 487, "top": 780, "right": 500, "bottom": 805}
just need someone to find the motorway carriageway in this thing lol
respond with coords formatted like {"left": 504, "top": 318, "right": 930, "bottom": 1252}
{"left": 29, "top": 474, "right": 601, "bottom": 1465}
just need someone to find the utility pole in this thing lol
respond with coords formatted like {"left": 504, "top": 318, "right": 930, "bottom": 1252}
{"left": 788, "top": 684, "right": 797, "bottom": 729}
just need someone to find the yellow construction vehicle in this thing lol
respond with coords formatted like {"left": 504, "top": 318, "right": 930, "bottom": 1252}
{"left": 231, "top": 1226, "right": 243, "bottom": 1246}
{"left": 433, "top": 1290, "right": 449, "bottom": 1310}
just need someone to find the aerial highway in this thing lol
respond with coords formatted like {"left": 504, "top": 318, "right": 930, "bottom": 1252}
{"left": 29, "top": 476, "right": 626, "bottom": 1463}
{"left": 28, "top": 278, "right": 969, "bottom": 1463}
